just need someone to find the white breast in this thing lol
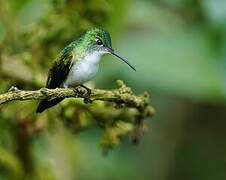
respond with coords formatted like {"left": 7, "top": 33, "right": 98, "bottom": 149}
{"left": 63, "top": 52, "right": 103, "bottom": 87}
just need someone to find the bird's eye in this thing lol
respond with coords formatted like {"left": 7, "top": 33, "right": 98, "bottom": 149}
{"left": 96, "top": 38, "right": 103, "bottom": 46}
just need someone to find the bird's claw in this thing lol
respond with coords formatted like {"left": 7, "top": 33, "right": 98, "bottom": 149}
{"left": 83, "top": 98, "right": 92, "bottom": 104}
{"left": 73, "top": 85, "right": 92, "bottom": 104}
{"left": 79, "top": 85, "right": 91, "bottom": 97}
{"left": 80, "top": 85, "right": 92, "bottom": 104}
{"left": 73, "top": 87, "right": 84, "bottom": 95}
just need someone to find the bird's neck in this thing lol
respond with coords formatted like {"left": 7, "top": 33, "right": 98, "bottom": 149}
{"left": 82, "top": 51, "right": 104, "bottom": 65}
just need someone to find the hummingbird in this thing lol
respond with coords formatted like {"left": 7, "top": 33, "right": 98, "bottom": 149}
{"left": 36, "top": 28, "right": 136, "bottom": 113}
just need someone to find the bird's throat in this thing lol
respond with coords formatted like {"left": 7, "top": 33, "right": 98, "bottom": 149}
{"left": 63, "top": 52, "right": 104, "bottom": 87}
{"left": 83, "top": 51, "right": 104, "bottom": 65}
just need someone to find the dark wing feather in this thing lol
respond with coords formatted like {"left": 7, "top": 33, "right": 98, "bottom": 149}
{"left": 36, "top": 45, "right": 74, "bottom": 113}
{"left": 46, "top": 45, "right": 74, "bottom": 88}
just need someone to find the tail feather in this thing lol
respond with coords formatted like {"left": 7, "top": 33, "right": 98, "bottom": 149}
{"left": 36, "top": 98, "right": 64, "bottom": 113}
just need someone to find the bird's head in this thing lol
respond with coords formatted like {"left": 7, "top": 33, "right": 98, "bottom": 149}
{"left": 81, "top": 28, "right": 136, "bottom": 71}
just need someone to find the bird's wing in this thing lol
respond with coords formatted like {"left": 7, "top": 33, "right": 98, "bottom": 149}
{"left": 46, "top": 45, "right": 74, "bottom": 88}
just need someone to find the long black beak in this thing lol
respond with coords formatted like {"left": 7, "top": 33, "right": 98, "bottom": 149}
{"left": 106, "top": 47, "right": 136, "bottom": 71}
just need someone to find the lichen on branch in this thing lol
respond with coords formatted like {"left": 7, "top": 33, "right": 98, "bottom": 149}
{"left": 0, "top": 80, "right": 153, "bottom": 112}
{"left": 0, "top": 80, "right": 155, "bottom": 149}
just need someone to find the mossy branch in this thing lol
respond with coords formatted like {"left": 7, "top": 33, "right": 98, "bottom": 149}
{"left": 0, "top": 80, "right": 155, "bottom": 146}
{"left": 0, "top": 80, "right": 154, "bottom": 114}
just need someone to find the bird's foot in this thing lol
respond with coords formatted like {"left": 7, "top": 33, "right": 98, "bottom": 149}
{"left": 80, "top": 85, "right": 92, "bottom": 104}
{"left": 72, "top": 87, "right": 84, "bottom": 96}
{"left": 73, "top": 85, "right": 92, "bottom": 104}
{"left": 79, "top": 85, "right": 91, "bottom": 96}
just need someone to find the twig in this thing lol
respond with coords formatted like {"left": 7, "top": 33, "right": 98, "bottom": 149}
{"left": 0, "top": 79, "right": 155, "bottom": 149}
{"left": 0, "top": 81, "right": 154, "bottom": 115}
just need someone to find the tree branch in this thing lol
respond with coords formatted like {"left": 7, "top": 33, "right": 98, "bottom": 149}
{"left": 0, "top": 80, "right": 155, "bottom": 117}
{"left": 0, "top": 80, "right": 155, "bottom": 145}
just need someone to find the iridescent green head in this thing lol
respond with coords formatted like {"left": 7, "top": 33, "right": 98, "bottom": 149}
{"left": 80, "top": 28, "right": 136, "bottom": 71}
{"left": 84, "top": 28, "right": 112, "bottom": 51}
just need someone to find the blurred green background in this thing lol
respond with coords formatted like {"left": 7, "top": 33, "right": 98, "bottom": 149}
{"left": 1, "top": 0, "right": 226, "bottom": 179}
